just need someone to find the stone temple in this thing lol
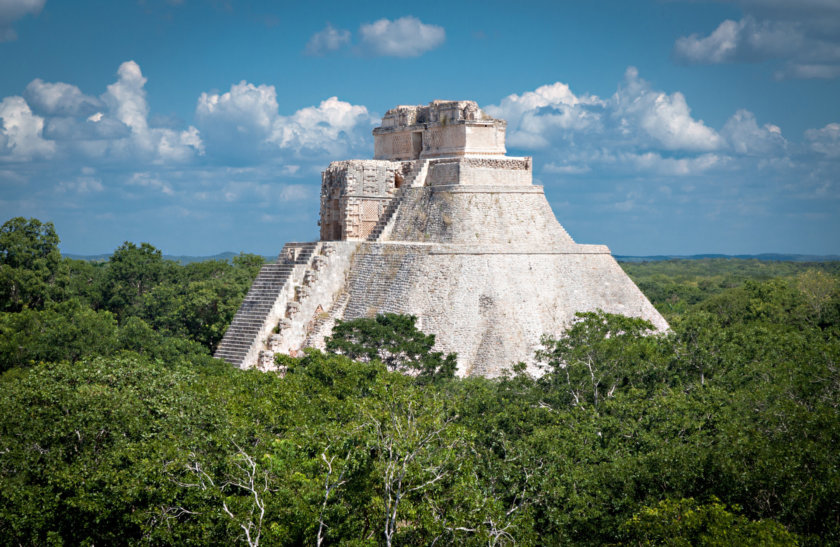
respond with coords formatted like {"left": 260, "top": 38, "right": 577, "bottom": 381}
{"left": 214, "top": 100, "right": 668, "bottom": 377}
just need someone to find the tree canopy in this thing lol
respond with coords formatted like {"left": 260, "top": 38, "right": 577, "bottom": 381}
{"left": 0, "top": 218, "right": 838, "bottom": 545}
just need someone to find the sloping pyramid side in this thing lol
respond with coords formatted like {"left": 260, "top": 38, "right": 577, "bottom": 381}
{"left": 334, "top": 185, "right": 668, "bottom": 377}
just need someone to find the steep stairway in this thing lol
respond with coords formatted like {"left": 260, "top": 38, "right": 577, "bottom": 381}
{"left": 302, "top": 291, "right": 351, "bottom": 349}
{"left": 214, "top": 242, "right": 318, "bottom": 367}
{"left": 366, "top": 159, "right": 428, "bottom": 242}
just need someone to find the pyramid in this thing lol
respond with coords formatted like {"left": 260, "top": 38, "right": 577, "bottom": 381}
{"left": 215, "top": 100, "right": 668, "bottom": 377}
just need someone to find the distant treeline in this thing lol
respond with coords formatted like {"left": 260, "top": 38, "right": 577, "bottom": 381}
{"left": 1, "top": 216, "right": 839, "bottom": 545}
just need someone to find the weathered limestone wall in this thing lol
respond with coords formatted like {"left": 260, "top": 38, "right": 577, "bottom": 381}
{"left": 373, "top": 100, "right": 507, "bottom": 160}
{"left": 340, "top": 243, "right": 667, "bottom": 377}
{"left": 264, "top": 242, "right": 358, "bottom": 361}
{"left": 386, "top": 186, "right": 575, "bottom": 246}
{"left": 426, "top": 157, "right": 532, "bottom": 187}
{"left": 320, "top": 160, "right": 405, "bottom": 240}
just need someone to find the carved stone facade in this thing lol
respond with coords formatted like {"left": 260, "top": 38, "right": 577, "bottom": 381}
{"left": 373, "top": 100, "right": 506, "bottom": 160}
{"left": 216, "top": 100, "right": 668, "bottom": 377}
{"left": 319, "top": 160, "right": 405, "bottom": 241}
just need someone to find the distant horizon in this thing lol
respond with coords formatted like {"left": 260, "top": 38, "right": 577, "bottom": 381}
{"left": 60, "top": 247, "right": 840, "bottom": 263}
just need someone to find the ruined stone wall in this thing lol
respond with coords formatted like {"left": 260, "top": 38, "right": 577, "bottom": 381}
{"left": 426, "top": 157, "right": 532, "bottom": 186}
{"left": 320, "top": 160, "right": 404, "bottom": 240}
{"left": 340, "top": 243, "right": 668, "bottom": 377}
{"left": 266, "top": 242, "right": 358, "bottom": 357}
{"left": 386, "top": 185, "right": 575, "bottom": 246}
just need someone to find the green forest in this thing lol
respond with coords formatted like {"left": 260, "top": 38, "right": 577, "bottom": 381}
{"left": 1, "top": 217, "right": 838, "bottom": 546}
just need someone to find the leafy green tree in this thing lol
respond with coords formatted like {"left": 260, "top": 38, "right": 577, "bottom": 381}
{"left": 536, "top": 311, "right": 663, "bottom": 408}
{"left": 0, "top": 300, "right": 118, "bottom": 371}
{"left": 0, "top": 217, "right": 63, "bottom": 311}
{"left": 101, "top": 241, "right": 177, "bottom": 320}
{"left": 621, "top": 497, "right": 799, "bottom": 546}
{"left": 326, "top": 313, "right": 457, "bottom": 382}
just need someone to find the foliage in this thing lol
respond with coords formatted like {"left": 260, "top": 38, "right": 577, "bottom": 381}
{"left": 536, "top": 311, "right": 665, "bottom": 408}
{"left": 326, "top": 313, "right": 457, "bottom": 382}
{"left": 0, "top": 217, "right": 63, "bottom": 312}
{"left": 621, "top": 497, "right": 798, "bottom": 546}
{"left": 0, "top": 300, "right": 119, "bottom": 372}
{"left": 0, "top": 218, "right": 263, "bottom": 359}
{"left": 1, "top": 217, "right": 839, "bottom": 545}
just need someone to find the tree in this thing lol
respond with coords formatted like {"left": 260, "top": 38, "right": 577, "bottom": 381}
{"left": 0, "top": 300, "right": 119, "bottom": 371}
{"left": 326, "top": 313, "right": 457, "bottom": 382}
{"left": 0, "top": 217, "right": 63, "bottom": 311}
{"left": 621, "top": 497, "right": 799, "bottom": 546}
{"left": 101, "top": 242, "right": 176, "bottom": 320}
{"left": 536, "top": 311, "right": 660, "bottom": 408}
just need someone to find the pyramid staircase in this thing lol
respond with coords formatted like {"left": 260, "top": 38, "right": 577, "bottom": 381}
{"left": 302, "top": 291, "right": 351, "bottom": 349}
{"left": 214, "top": 242, "right": 319, "bottom": 367}
{"left": 366, "top": 159, "right": 428, "bottom": 242}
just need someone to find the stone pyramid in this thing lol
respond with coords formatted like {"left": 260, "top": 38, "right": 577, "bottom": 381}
{"left": 215, "top": 100, "right": 668, "bottom": 377}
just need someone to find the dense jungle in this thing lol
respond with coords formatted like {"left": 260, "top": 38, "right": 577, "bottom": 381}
{"left": 1, "top": 217, "right": 838, "bottom": 546}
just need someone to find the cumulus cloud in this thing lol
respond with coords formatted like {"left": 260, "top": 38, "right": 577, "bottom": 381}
{"left": 305, "top": 23, "right": 351, "bottom": 56}
{"left": 303, "top": 16, "right": 445, "bottom": 58}
{"left": 196, "top": 81, "right": 279, "bottom": 145}
{"left": 359, "top": 16, "right": 444, "bottom": 57}
{"left": 485, "top": 82, "right": 603, "bottom": 148}
{"left": 196, "top": 82, "right": 375, "bottom": 159}
{"left": 269, "top": 96, "right": 373, "bottom": 153}
{"left": 805, "top": 123, "right": 840, "bottom": 158}
{"left": 721, "top": 109, "right": 786, "bottom": 156}
{"left": 489, "top": 67, "right": 722, "bottom": 163}
{"left": 673, "top": 2, "right": 840, "bottom": 79}
{"left": 615, "top": 67, "right": 722, "bottom": 152}
{"left": 24, "top": 79, "right": 102, "bottom": 117}
{"left": 0, "top": 95, "right": 55, "bottom": 160}
{"left": 95, "top": 61, "right": 204, "bottom": 162}
{"left": 3, "top": 61, "right": 204, "bottom": 165}
{"left": 0, "top": 0, "right": 45, "bottom": 41}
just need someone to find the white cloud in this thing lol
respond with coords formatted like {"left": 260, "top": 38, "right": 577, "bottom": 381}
{"left": 486, "top": 82, "right": 604, "bottom": 148}
{"left": 2, "top": 61, "right": 204, "bottom": 164}
{"left": 622, "top": 152, "right": 723, "bottom": 176}
{"left": 269, "top": 96, "right": 374, "bottom": 153}
{"left": 673, "top": 3, "right": 840, "bottom": 79}
{"left": 805, "top": 123, "right": 840, "bottom": 158}
{"left": 57, "top": 175, "right": 103, "bottom": 194}
{"left": 490, "top": 67, "right": 722, "bottom": 160}
{"left": 305, "top": 23, "right": 351, "bottom": 56}
{"left": 97, "top": 61, "right": 203, "bottom": 162}
{"left": 196, "top": 82, "right": 375, "bottom": 159}
{"left": 103, "top": 61, "right": 150, "bottom": 134}
{"left": 674, "top": 19, "right": 740, "bottom": 64}
{"left": 721, "top": 109, "right": 786, "bottom": 156}
{"left": 303, "top": 16, "right": 445, "bottom": 58}
{"left": 24, "top": 79, "right": 102, "bottom": 117}
{"left": 359, "top": 16, "right": 444, "bottom": 57}
{"left": 127, "top": 172, "right": 174, "bottom": 196}
{"left": 544, "top": 162, "right": 591, "bottom": 175}
{"left": 615, "top": 67, "right": 723, "bottom": 152}
{"left": 0, "top": 95, "right": 55, "bottom": 160}
{"left": 0, "top": 0, "right": 45, "bottom": 41}
{"left": 196, "top": 80, "right": 278, "bottom": 143}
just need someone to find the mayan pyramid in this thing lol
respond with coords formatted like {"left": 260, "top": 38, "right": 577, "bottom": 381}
{"left": 214, "top": 100, "right": 668, "bottom": 377}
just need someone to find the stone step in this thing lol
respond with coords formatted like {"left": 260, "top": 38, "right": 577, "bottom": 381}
{"left": 215, "top": 241, "right": 322, "bottom": 367}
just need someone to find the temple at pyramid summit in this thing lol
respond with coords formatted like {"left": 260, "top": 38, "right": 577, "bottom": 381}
{"left": 214, "top": 100, "right": 668, "bottom": 377}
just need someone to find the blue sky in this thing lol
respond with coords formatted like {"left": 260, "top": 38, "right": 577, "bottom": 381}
{"left": 1, "top": 0, "right": 839, "bottom": 256}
